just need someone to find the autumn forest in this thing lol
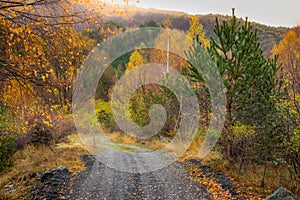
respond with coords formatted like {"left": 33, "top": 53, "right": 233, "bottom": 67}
{"left": 0, "top": 0, "right": 299, "bottom": 199}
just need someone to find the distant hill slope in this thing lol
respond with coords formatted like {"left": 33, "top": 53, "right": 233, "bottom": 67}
{"left": 86, "top": 1, "right": 289, "bottom": 57}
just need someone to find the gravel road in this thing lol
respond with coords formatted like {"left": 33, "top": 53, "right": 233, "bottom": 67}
{"left": 31, "top": 143, "right": 243, "bottom": 200}
{"left": 67, "top": 144, "right": 212, "bottom": 200}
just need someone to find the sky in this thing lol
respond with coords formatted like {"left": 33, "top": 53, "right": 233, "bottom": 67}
{"left": 110, "top": 0, "right": 300, "bottom": 27}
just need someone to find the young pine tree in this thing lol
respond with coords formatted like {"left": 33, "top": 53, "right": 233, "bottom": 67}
{"left": 185, "top": 9, "right": 283, "bottom": 164}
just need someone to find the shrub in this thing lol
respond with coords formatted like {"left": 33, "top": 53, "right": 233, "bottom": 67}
{"left": 51, "top": 114, "right": 76, "bottom": 142}
{"left": 0, "top": 134, "right": 15, "bottom": 171}
{"left": 15, "top": 113, "right": 54, "bottom": 149}
{"left": 0, "top": 103, "right": 15, "bottom": 171}
{"left": 15, "top": 111, "right": 78, "bottom": 150}
{"left": 26, "top": 121, "right": 53, "bottom": 146}
{"left": 95, "top": 100, "right": 116, "bottom": 130}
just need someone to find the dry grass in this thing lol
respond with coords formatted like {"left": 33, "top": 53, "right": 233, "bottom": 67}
{"left": 179, "top": 138, "right": 299, "bottom": 198}
{"left": 108, "top": 132, "right": 139, "bottom": 145}
{"left": 106, "top": 132, "right": 222, "bottom": 162}
{"left": 206, "top": 158, "right": 300, "bottom": 199}
{"left": 2, "top": 130, "right": 296, "bottom": 199}
{"left": 0, "top": 134, "right": 89, "bottom": 200}
{"left": 106, "top": 131, "right": 166, "bottom": 150}
{"left": 176, "top": 138, "right": 222, "bottom": 163}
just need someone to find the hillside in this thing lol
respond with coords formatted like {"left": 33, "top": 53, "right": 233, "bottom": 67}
{"left": 93, "top": 2, "right": 289, "bottom": 57}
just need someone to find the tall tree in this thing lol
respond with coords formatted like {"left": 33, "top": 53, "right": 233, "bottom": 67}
{"left": 187, "top": 15, "right": 210, "bottom": 48}
{"left": 126, "top": 50, "right": 145, "bottom": 73}
{"left": 42, "top": 26, "right": 95, "bottom": 108}
{"left": 273, "top": 27, "right": 300, "bottom": 107}
{"left": 150, "top": 28, "right": 189, "bottom": 72}
{"left": 185, "top": 9, "right": 283, "bottom": 162}
{"left": 0, "top": 0, "right": 97, "bottom": 111}
{"left": 273, "top": 27, "right": 300, "bottom": 179}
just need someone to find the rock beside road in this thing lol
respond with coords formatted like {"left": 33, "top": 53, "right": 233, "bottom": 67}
{"left": 30, "top": 166, "right": 72, "bottom": 200}
{"left": 266, "top": 187, "right": 298, "bottom": 200}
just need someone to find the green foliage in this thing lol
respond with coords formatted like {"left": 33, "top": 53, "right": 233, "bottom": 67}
{"left": 270, "top": 93, "right": 300, "bottom": 179}
{"left": 111, "top": 52, "right": 131, "bottom": 70}
{"left": 185, "top": 10, "right": 284, "bottom": 166}
{"left": 0, "top": 135, "right": 14, "bottom": 171}
{"left": 209, "top": 12, "right": 283, "bottom": 165}
{"left": 184, "top": 11, "right": 299, "bottom": 192}
{"left": 106, "top": 20, "right": 126, "bottom": 31}
{"left": 95, "top": 100, "right": 115, "bottom": 130}
{"left": 96, "top": 66, "right": 118, "bottom": 100}
{"left": 0, "top": 104, "right": 15, "bottom": 171}
{"left": 209, "top": 12, "right": 281, "bottom": 125}
{"left": 139, "top": 20, "right": 160, "bottom": 28}
{"left": 128, "top": 84, "right": 180, "bottom": 137}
